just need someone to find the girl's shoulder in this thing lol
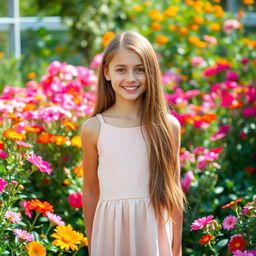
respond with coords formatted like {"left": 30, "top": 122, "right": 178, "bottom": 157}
{"left": 80, "top": 115, "right": 101, "bottom": 146}
{"left": 167, "top": 113, "right": 181, "bottom": 131}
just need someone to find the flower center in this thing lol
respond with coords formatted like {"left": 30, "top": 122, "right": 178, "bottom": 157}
{"left": 235, "top": 242, "right": 241, "bottom": 248}
{"left": 62, "top": 234, "right": 71, "bottom": 243}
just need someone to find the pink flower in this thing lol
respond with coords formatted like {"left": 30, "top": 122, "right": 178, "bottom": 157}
{"left": 4, "top": 210, "right": 22, "bottom": 224}
{"left": 241, "top": 58, "right": 249, "bottom": 65}
{"left": 203, "top": 66, "right": 218, "bottom": 77}
{"left": 226, "top": 71, "right": 239, "bottom": 81}
{"left": 190, "top": 215, "right": 214, "bottom": 231}
{"left": 191, "top": 56, "right": 205, "bottom": 66}
{"left": 68, "top": 192, "right": 82, "bottom": 209}
{"left": 222, "top": 215, "right": 237, "bottom": 230}
{"left": 223, "top": 19, "right": 241, "bottom": 34}
{"left": 0, "top": 150, "right": 8, "bottom": 158}
{"left": 46, "top": 212, "right": 65, "bottom": 226}
{"left": 181, "top": 171, "right": 194, "bottom": 193}
{"left": 13, "top": 229, "right": 33, "bottom": 241}
{"left": 90, "top": 53, "right": 103, "bottom": 68}
{"left": 203, "top": 35, "right": 217, "bottom": 46}
{"left": 233, "top": 250, "right": 256, "bottom": 256}
{"left": 16, "top": 140, "right": 33, "bottom": 148}
{"left": 0, "top": 178, "right": 8, "bottom": 193}
{"left": 26, "top": 153, "right": 53, "bottom": 175}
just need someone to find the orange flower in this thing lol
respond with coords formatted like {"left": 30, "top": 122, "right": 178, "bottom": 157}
{"left": 8, "top": 113, "right": 24, "bottom": 122}
{"left": 169, "top": 24, "right": 179, "bottom": 31}
{"left": 0, "top": 52, "right": 4, "bottom": 58}
{"left": 237, "top": 10, "right": 245, "bottom": 19}
{"left": 243, "top": 0, "right": 254, "bottom": 4}
{"left": 163, "top": 6, "right": 179, "bottom": 18}
{"left": 26, "top": 126, "right": 44, "bottom": 133}
{"left": 156, "top": 35, "right": 168, "bottom": 45}
{"left": 151, "top": 22, "right": 161, "bottom": 31}
{"left": 179, "top": 27, "right": 188, "bottom": 35}
{"left": 3, "top": 128, "right": 26, "bottom": 141}
{"left": 71, "top": 136, "right": 82, "bottom": 148}
{"left": 63, "top": 179, "right": 70, "bottom": 185}
{"left": 221, "top": 198, "right": 243, "bottom": 208}
{"left": 74, "top": 165, "right": 83, "bottom": 177}
{"left": 54, "top": 135, "right": 68, "bottom": 145}
{"left": 23, "top": 103, "right": 36, "bottom": 112}
{"left": 203, "top": 113, "right": 217, "bottom": 122}
{"left": 28, "top": 199, "right": 54, "bottom": 216}
{"left": 149, "top": 9, "right": 163, "bottom": 21}
{"left": 27, "top": 72, "right": 36, "bottom": 80}
{"left": 209, "top": 23, "right": 220, "bottom": 31}
{"left": 102, "top": 31, "right": 115, "bottom": 48}
{"left": 62, "top": 120, "right": 78, "bottom": 130}
{"left": 26, "top": 241, "right": 46, "bottom": 256}
{"left": 37, "top": 133, "right": 52, "bottom": 144}
{"left": 193, "top": 16, "right": 204, "bottom": 25}
{"left": 190, "top": 24, "right": 199, "bottom": 31}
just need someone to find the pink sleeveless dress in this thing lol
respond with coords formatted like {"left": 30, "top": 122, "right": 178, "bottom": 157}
{"left": 90, "top": 113, "right": 173, "bottom": 256}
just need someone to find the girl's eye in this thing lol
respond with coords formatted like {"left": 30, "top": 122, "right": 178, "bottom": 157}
{"left": 116, "top": 69, "right": 125, "bottom": 73}
{"left": 137, "top": 68, "right": 145, "bottom": 72}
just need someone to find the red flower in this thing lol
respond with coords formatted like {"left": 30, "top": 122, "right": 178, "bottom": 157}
{"left": 228, "top": 234, "right": 246, "bottom": 252}
{"left": 199, "top": 234, "right": 213, "bottom": 244}
{"left": 68, "top": 193, "right": 82, "bottom": 209}
{"left": 221, "top": 198, "right": 243, "bottom": 208}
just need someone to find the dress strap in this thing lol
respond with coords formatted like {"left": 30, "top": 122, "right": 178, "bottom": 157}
{"left": 96, "top": 113, "right": 105, "bottom": 125}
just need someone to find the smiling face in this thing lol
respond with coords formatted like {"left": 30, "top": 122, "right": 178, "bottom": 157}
{"left": 104, "top": 48, "right": 147, "bottom": 104}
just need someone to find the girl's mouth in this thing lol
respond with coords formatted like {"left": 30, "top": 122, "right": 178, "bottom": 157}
{"left": 122, "top": 86, "right": 140, "bottom": 93}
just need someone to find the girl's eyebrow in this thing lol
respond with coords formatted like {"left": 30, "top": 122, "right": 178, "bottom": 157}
{"left": 114, "top": 64, "right": 144, "bottom": 67}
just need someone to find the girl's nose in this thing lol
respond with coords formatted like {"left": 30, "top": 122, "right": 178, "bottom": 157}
{"left": 126, "top": 71, "right": 136, "bottom": 82}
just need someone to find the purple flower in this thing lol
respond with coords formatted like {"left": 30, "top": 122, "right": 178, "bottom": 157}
{"left": 222, "top": 215, "right": 237, "bottom": 231}
{"left": 190, "top": 215, "right": 214, "bottom": 231}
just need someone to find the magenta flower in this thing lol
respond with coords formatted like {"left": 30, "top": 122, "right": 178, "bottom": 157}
{"left": 0, "top": 178, "right": 8, "bottom": 193}
{"left": 222, "top": 215, "right": 237, "bottom": 231}
{"left": 242, "top": 107, "right": 256, "bottom": 118}
{"left": 4, "top": 210, "right": 22, "bottom": 224}
{"left": 190, "top": 215, "right": 214, "bottom": 231}
{"left": 181, "top": 171, "right": 194, "bottom": 193}
{"left": 13, "top": 229, "right": 33, "bottom": 241}
{"left": 46, "top": 212, "right": 65, "bottom": 226}
{"left": 26, "top": 153, "right": 53, "bottom": 175}
{"left": 0, "top": 150, "right": 8, "bottom": 159}
{"left": 233, "top": 250, "right": 256, "bottom": 256}
{"left": 210, "top": 124, "right": 230, "bottom": 141}
{"left": 68, "top": 192, "right": 82, "bottom": 209}
{"left": 221, "top": 91, "right": 234, "bottom": 107}
{"left": 226, "top": 71, "right": 239, "bottom": 81}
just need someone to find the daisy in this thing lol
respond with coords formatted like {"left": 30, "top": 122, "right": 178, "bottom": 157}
{"left": 46, "top": 212, "right": 65, "bottom": 226}
{"left": 190, "top": 215, "right": 214, "bottom": 231}
{"left": 4, "top": 210, "right": 21, "bottom": 224}
{"left": 26, "top": 241, "right": 46, "bottom": 256}
{"left": 13, "top": 229, "right": 33, "bottom": 241}
{"left": 222, "top": 215, "right": 237, "bottom": 231}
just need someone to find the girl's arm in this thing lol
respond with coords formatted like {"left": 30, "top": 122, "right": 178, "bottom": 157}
{"left": 81, "top": 117, "right": 100, "bottom": 255}
{"left": 168, "top": 114, "right": 183, "bottom": 256}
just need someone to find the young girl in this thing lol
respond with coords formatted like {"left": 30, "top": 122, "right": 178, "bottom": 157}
{"left": 81, "top": 31, "right": 186, "bottom": 256}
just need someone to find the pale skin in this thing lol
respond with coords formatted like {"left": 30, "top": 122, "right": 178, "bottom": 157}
{"left": 81, "top": 48, "right": 183, "bottom": 255}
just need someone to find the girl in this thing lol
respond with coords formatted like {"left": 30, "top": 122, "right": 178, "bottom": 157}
{"left": 81, "top": 31, "right": 186, "bottom": 256}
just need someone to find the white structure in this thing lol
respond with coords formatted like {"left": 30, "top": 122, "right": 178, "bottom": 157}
{"left": 0, "top": 0, "right": 255, "bottom": 59}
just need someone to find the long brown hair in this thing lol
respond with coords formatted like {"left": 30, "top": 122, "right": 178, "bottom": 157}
{"left": 92, "top": 31, "right": 186, "bottom": 223}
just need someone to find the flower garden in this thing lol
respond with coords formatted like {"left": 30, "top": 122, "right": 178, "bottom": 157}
{"left": 0, "top": 0, "right": 255, "bottom": 255}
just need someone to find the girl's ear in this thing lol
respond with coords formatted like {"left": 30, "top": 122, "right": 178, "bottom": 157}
{"left": 103, "top": 67, "right": 110, "bottom": 81}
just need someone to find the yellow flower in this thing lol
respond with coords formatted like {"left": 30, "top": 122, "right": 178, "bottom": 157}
{"left": 26, "top": 241, "right": 46, "bottom": 256}
{"left": 102, "top": 31, "right": 115, "bottom": 48}
{"left": 133, "top": 5, "right": 142, "bottom": 12}
{"left": 71, "top": 135, "right": 82, "bottom": 148}
{"left": 3, "top": 128, "right": 26, "bottom": 141}
{"left": 0, "top": 52, "right": 4, "bottom": 59}
{"left": 191, "top": 24, "right": 199, "bottom": 31}
{"left": 155, "top": 35, "right": 168, "bottom": 45}
{"left": 81, "top": 236, "right": 88, "bottom": 246}
{"left": 51, "top": 224, "right": 83, "bottom": 251}
{"left": 149, "top": 9, "right": 164, "bottom": 21}
{"left": 163, "top": 6, "right": 179, "bottom": 18}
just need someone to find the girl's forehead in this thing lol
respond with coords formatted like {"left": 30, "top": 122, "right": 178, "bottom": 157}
{"left": 109, "top": 48, "right": 143, "bottom": 66}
